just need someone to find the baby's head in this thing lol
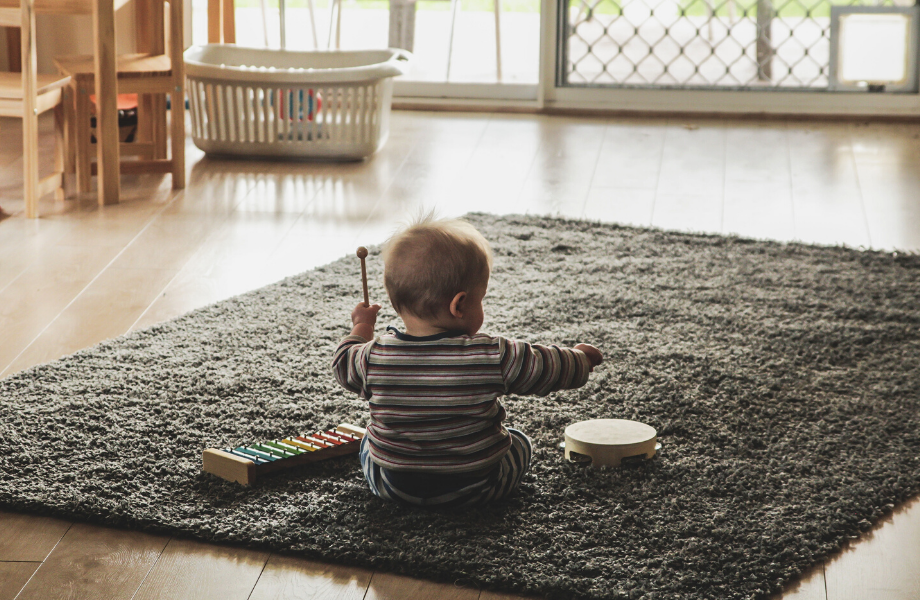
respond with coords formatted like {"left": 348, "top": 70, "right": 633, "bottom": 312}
{"left": 383, "top": 215, "right": 493, "bottom": 335}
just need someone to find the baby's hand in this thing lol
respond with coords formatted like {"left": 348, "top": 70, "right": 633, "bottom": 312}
{"left": 352, "top": 302, "right": 382, "bottom": 326}
{"left": 574, "top": 343, "right": 603, "bottom": 369}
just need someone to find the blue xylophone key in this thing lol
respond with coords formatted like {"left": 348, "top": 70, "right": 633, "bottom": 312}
{"left": 234, "top": 446, "right": 279, "bottom": 462}
{"left": 226, "top": 448, "right": 269, "bottom": 464}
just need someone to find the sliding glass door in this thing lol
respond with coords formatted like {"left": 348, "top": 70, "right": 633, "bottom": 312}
{"left": 188, "top": 0, "right": 920, "bottom": 111}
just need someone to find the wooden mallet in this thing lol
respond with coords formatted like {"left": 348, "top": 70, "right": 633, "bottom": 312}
{"left": 356, "top": 247, "right": 369, "bottom": 306}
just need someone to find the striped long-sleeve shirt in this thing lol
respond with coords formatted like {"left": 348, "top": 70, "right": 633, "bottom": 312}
{"left": 332, "top": 327, "right": 592, "bottom": 474}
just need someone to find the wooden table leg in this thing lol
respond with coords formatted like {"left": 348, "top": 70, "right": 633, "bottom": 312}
{"left": 92, "top": 0, "right": 120, "bottom": 205}
{"left": 21, "top": 0, "right": 39, "bottom": 218}
{"left": 170, "top": 0, "right": 186, "bottom": 189}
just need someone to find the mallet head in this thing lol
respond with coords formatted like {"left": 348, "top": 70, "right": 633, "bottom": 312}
{"left": 356, "top": 247, "right": 368, "bottom": 259}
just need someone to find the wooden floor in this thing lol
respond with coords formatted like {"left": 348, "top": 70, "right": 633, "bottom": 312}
{"left": 1, "top": 110, "right": 919, "bottom": 600}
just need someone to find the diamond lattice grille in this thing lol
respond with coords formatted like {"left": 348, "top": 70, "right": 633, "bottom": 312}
{"left": 564, "top": 0, "right": 906, "bottom": 88}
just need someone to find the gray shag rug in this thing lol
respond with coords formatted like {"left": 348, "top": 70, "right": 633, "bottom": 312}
{"left": 2, "top": 214, "right": 919, "bottom": 600}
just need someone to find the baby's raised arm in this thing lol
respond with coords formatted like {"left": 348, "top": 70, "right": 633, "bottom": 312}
{"left": 350, "top": 301, "right": 381, "bottom": 342}
{"left": 331, "top": 301, "right": 380, "bottom": 398}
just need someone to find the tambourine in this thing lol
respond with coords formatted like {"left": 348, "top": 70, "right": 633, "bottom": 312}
{"left": 560, "top": 419, "right": 660, "bottom": 467}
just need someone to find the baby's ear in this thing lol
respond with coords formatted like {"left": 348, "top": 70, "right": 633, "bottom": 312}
{"left": 449, "top": 291, "right": 467, "bottom": 318}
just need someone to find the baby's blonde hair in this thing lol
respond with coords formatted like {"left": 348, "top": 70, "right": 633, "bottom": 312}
{"left": 383, "top": 213, "right": 493, "bottom": 319}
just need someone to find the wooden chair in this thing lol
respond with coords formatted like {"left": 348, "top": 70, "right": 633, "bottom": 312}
{"left": 53, "top": 0, "right": 185, "bottom": 193}
{"left": 0, "top": 0, "right": 70, "bottom": 218}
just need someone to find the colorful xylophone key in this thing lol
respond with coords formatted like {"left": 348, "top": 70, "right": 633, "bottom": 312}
{"left": 201, "top": 423, "right": 366, "bottom": 485}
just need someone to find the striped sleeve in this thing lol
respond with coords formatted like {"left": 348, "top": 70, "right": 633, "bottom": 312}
{"left": 332, "top": 335, "right": 374, "bottom": 398}
{"left": 499, "top": 337, "right": 592, "bottom": 396}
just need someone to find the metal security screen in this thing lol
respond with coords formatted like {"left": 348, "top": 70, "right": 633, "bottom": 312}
{"left": 561, "top": 0, "right": 914, "bottom": 89}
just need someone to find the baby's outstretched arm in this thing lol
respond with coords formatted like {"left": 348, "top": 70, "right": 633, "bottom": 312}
{"left": 500, "top": 339, "right": 602, "bottom": 397}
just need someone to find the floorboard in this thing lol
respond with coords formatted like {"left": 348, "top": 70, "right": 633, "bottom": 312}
{"left": 364, "top": 571, "right": 480, "bottom": 600}
{"left": 769, "top": 565, "right": 827, "bottom": 600}
{"left": 823, "top": 496, "right": 920, "bottom": 600}
{"left": 132, "top": 538, "right": 270, "bottom": 600}
{"left": 247, "top": 554, "right": 373, "bottom": 600}
{"left": 0, "top": 511, "right": 71, "bottom": 561}
{"left": 14, "top": 522, "right": 168, "bottom": 600}
{"left": 0, "top": 562, "right": 40, "bottom": 600}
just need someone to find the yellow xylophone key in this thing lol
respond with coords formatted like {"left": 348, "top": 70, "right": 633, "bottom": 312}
{"left": 273, "top": 440, "right": 305, "bottom": 454}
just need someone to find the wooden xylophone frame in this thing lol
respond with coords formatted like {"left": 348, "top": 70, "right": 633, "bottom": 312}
{"left": 202, "top": 423, "right": 366, "bottom": 485}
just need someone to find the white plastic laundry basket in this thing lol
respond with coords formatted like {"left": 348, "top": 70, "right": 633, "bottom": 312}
{"left": 184, "top": 45, "right": 411, "bottom": 160}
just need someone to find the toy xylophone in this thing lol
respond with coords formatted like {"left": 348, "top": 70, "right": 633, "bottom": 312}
{"left": 202, "top": 423, "right": 366, "bottom": 485}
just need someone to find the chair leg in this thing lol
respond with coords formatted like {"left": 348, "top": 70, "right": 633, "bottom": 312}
{"left": 22, "top": 103, "right": 40, "bottom": 219}
{"left": 54, "top": 103, "right": 66, "bottom": 201}
{"left": 75, "top": 83, "right": 92, "bottom": 194}
{"left": 154, "top": 94, "right": 168, "bottom": 159}
{"left": 170, "top": 87, "right": 186, "bottom": 189}
{"left": 222, "top": 0, "right": 235, "bottom": 43}
{"left": 62, "top": 85, "right": 76, "bottom": 175}
{"left": 136, "top": 94, "right": 153, "bottom": 159}
{"left": 208, "top": 0, "right": 221, "bottom": 42}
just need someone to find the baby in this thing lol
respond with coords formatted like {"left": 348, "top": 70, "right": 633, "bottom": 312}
{"left": 332, "top": 215, "right": 603, "bottom": 508}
